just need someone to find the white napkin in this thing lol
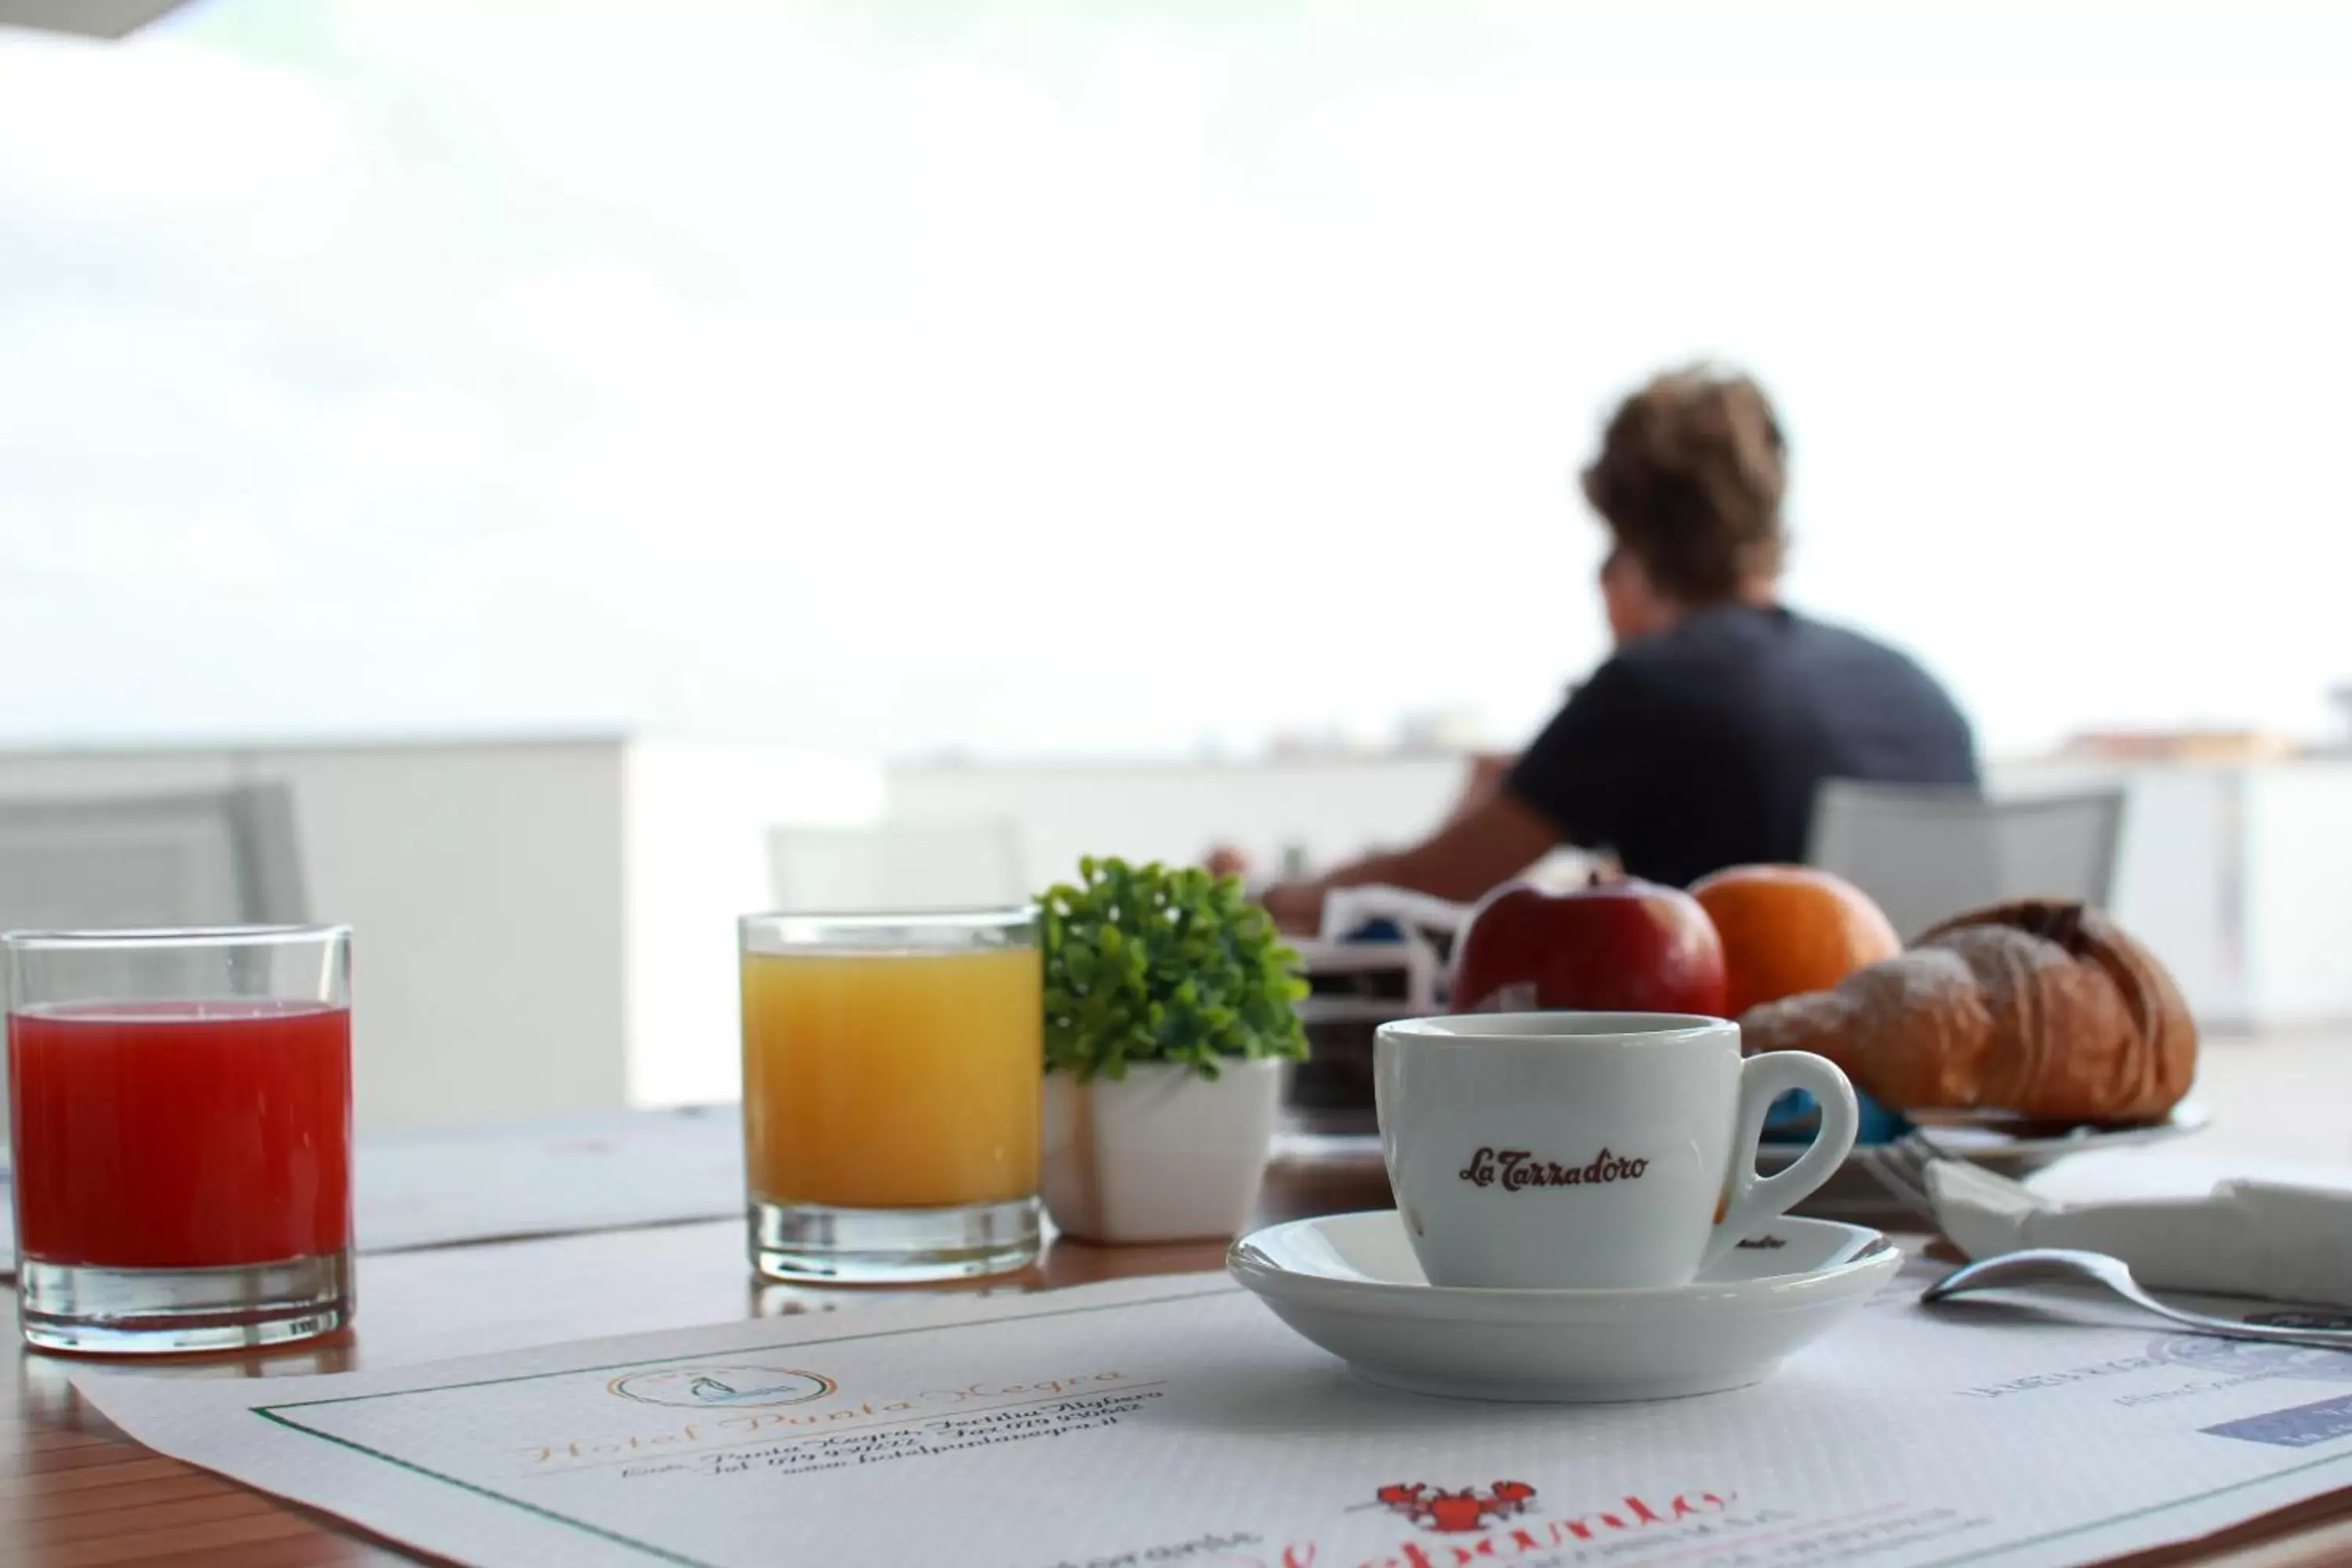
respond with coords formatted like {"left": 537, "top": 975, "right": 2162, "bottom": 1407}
{"left": 1929, "top": 1157, "right": 2352, "bottom": 1308}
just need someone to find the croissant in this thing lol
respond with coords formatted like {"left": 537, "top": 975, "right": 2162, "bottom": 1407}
{"left": 1737, "top": 898, "right": 2196, "bottom": 1123}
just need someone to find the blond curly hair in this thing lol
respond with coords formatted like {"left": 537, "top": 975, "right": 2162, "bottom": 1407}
{"left": 1581, "top": 365, "right": 1788, "bottom": 603}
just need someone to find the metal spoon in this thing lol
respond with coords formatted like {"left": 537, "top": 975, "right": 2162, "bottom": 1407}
{"left": 1922, "top": 1249, "right": 2352, "bottom": 1352}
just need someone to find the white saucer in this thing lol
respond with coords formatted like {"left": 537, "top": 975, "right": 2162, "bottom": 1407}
{"left": 1227, "top": 1210, "right": 1901, "bottom": 1403}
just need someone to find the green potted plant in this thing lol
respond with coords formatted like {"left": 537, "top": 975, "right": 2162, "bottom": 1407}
{"left": 1037, "top": 855, "right": 1309, "bottom": 1243}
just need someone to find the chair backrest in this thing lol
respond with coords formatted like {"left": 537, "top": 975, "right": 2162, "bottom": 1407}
{"left": 765, "top": 819, "right": 1025, "bottom": 914}
{"left": 0, "top": 782, "right": 307, "bottom": 1164}
{"left": 1806, "top": 780, "right": 2125, "bottom": 942}
{"left": 0, "top": 782, "right": 308, "bottom": 934}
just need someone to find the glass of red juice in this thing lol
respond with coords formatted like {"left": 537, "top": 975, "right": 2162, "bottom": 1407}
{"left": 5, "top": 925, "right": 354, "bottom": 1353}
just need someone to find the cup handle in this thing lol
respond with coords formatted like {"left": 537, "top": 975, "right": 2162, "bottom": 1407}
{"left": 1698, "top": 1050, "right": 1860, "bottom": 1272}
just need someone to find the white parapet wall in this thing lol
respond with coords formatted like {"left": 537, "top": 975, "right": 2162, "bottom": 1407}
{"left": 621, "top": 739, "right": 884, "bottom": 1109}
{"left": 6, "top": 739, "right": 2336, "bottom": 1142}
{"left": 0, "top": 739, "right": 632, "bottom": 1131}
{"left": 2238, "top": 761, "right": 2352, "bottom": 1028}
{"left": 0, "top": 736, "right": 885, "bottom": 1131}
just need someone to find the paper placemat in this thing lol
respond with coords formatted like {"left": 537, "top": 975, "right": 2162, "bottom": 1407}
{"left": 77, "top": 1259, "right": 2352, "bottom": 1567}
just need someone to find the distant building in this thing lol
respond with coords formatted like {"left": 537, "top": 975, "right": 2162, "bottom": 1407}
{"left": 1265, "top": 724, "right": 1368, "bottom": 762}
{"left": 1394, "top": 706, "right": 1488, "bottom": 754}
{"left": 2056, "top": 728, "right": 2299, "bottom": 764}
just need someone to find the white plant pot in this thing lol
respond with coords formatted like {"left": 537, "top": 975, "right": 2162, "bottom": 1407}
{"left": 1041, "top": 1058, "right": 1284, "bottom": 1243}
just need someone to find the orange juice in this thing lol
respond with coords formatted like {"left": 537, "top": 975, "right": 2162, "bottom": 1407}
{"left": 741, "top": 946, "right": 1041, "bottom": 1209}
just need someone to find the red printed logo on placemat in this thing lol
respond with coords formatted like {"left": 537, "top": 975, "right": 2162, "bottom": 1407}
{"left": 1372, "top": 1481, "right": 1537, "bottom": 1533}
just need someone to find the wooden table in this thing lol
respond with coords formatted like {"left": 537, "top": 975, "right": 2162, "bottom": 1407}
{"left": 3, "top": 1157, "right": 2348, "bottom": 1567}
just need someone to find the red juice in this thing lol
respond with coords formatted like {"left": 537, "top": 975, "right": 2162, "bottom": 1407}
{"left": 7, "top": 1000, "right": 353, "bottom": 1269}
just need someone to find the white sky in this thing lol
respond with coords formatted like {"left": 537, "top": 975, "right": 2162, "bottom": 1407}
{"left": 2, "top": 2, "right": 2347, "bottom": 759}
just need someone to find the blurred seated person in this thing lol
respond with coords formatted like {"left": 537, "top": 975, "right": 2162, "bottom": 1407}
{"left": 1203, "top": 844, "right": 1254, "bottom": 880}
{"left": 1259, "top": 365, "right": 1979, "bottom": 934}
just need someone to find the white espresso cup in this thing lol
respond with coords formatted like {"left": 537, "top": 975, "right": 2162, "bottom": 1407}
{"left": 1374, "top": 1011, "right": 1859, "bottom": 1291}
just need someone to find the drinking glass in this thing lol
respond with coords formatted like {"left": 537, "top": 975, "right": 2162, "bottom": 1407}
{"left": 739, "top": 908, "right": 1041, "bottom": 1282}
{"left": 5, "top": 925, "right": 354, "bottom": 1353}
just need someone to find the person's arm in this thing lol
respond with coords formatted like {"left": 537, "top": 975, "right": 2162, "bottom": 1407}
{"left": 1435, "top": 750, "right": 1517, "bottom": 830}
{"left": 1259, "top": 791, "right": 1559, "bottom": 934}
{"left": 1260, "top": 659, "right": 1651, "bottom": 934}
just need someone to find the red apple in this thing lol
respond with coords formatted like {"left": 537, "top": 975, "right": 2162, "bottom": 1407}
{"left": 1450, "top": 875, "right": 1729, "bottom": 1017}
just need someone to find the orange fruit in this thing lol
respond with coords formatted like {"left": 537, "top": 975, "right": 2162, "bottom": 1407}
{"left": 1689, "top": 864, "right": 1901, "bottom": 1016}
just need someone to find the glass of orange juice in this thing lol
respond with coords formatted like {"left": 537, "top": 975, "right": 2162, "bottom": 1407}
{"left": 738, "top": 909, "right": 1041, "bottom": 1282}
